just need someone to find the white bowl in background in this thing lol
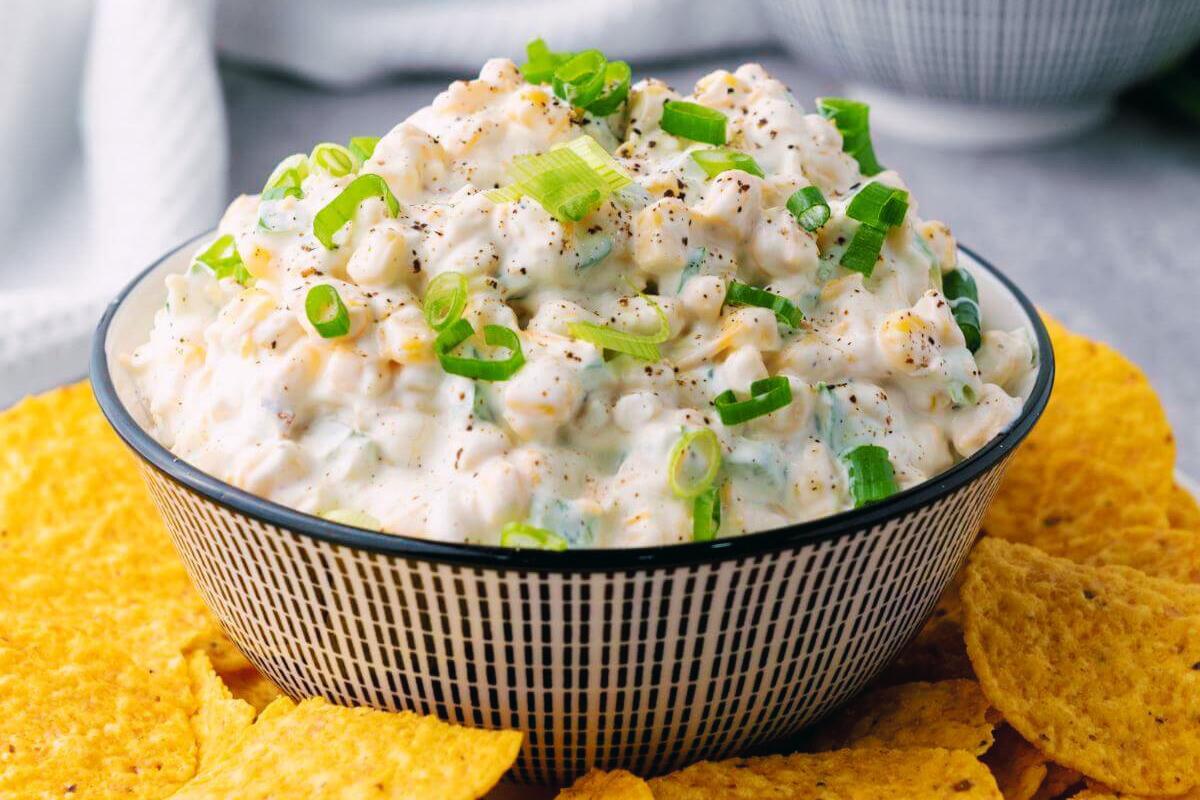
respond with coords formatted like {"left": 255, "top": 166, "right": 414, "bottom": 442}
{"left": 759, "top": 0, "right": 1200, "bottom": 147}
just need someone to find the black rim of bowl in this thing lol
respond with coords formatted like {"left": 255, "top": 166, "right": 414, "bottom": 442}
{"left": 91, "top": 233, "right": 1054, "bottom": 572}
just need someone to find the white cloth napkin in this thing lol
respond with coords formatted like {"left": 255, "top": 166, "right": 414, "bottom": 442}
{"left": 0, "top": 0, "right": 768, "bottom": 406}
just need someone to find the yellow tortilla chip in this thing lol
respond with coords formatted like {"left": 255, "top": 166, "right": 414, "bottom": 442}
{"left": 962, "top": 538, "right": 1200, "bottom": 796}
{"left": 557, "top": 769, "right": 654, "bottom": 799}
{"left": 187, "top": 651, "right": 255, "bottom": 770}
{"left": 984, "top": 319, "right": 1174, "bottom": 546}
{"left": 1073, "top": 782, "right": 1200, "bottom": 800}
{"left": 0, "top": 382, "right": 249, "bottom": 671}
{"left": 809, "top": 679, "right": 997, "bottom": 755}
{"left": 881, "top": 570, "right": 974, "bottom": 684}
{"left": 0, "top": 612, "right": 196, "bottom": 798}
{"left": 218, "top": 664, "right": 284, "bottom": 712}
{"left": 1066, "top": 525, "right": 1200, "bottom": 585}
{"left": 1030, "top": 763, "right": 1084, "bottom": 800}
{"left": 168, "top": 697, "right": 522, "bottom": 799}
{"left": 982, "top": 726, "right": 1048, "bottom": 800}
{"left": 646, "top": 748, "right": 1002, "bottom": 799}
{"left": 1168, "top": 483, "right": 1200, "bottom": 532}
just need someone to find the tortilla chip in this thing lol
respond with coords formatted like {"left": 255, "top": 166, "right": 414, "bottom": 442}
{"left": 0, "top": 382, "right": 248, "bottom": 671}
{"left": 0, "top": 612, "right": 196, "bottom": 798}
{"left": 219, "top": 665, "right": 284, "bottom": 712}
{"left": 646, "top": 748, "right": 1002, "bottom": 799}
{"left": 982, "top": 726, "right": 1049, "bottom": 800}
{"left": 1030, "top": 764, "right": 1084, "bottom": 800}
{"left": 985, "top": 455, "right": 1168, "bottom": 555}
{"left": 880, "top": 571, "right": 974, "bottom": 684}
{"left": 557, "top": 770, "right": 653, "bottom": 799}
{"left": 962, "top": 538, "right": 1200, "bottom": 796}
{"left": 1168, "top": 484, "right": 1200, "bottom": 532}
{"left": 1066, "top": 525, "right": 1200, "bottom": 585}
{"left": 809, "top": 679, "right": 997, "bottom": 755}
{"left": 1073, "top": 783, "right": 1200, "bottom": 800}
{"left": 984, "top": 320, "right": 1174, "bottom": 546}
{"left": 168, "top": 697, "right": 522, "bottom": 799}
{"left": 187, "top": 651, "right": 255, "bottom": 770}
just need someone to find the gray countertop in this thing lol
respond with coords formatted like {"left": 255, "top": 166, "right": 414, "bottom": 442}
{"left": 222, "top": 49, "right": 1200, "bottom": 477}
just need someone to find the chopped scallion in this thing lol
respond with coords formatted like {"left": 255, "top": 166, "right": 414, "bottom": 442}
{"left": 942, "top": 269, "right": 982, "bottom": 352}
{"left": 423, "top": 271, "right": 468, "bottom": 332}
{"left": 262, "top": 153, "right": 309, "bottom": 194}
{"left": 521, "top": 38, "right": 571, "bottom": 85}
{"left": 817, "top": 97, "right": 884, "bottom": 176}
{"left": 487, "top": 137, "right": 630, "bottom": 222}
{"left": 691, "top": 147, "right": 764, "bottom": 178}
{"left": 347, "top": 136, "right": 381, "bottom": 165}
{"left": 840, "top": 223, "right": 887, "bottom": 277}
{"left": 305, "top": 284, "right": 351, "bottom": 338}
{"left": 552, "top": 49, "right": 608, "bottom": 110}
{"left": 313, "top": 174, "right": 400, "bottom": 249}
{"left": 713, "top": 376, "right": 793, "bottom": 425}
{"left": 846, "top": 181, "right": 909, "bottom": 228}
{"left": 309, "top": 142, "right": 356, "bottom": 177}
{"left": 668, "top": 428, "right": 722, "bottom": 499}
{"left": 434, "top": 318, "right": 525, "bottom": 381}
{"left": 661, "top": 101, "right": 727, "bottom": 145}
{"left": 567, "top": 295, "right": 669, "bottom": 361}
{"left": 195, "top": 234, "right": 250, "bottom": 286}
{"left": 786, "top": 186, "right": 830, "bottom": 232}
{"left": 843, "top": 444, "right": 899, "bottom": 508}
{"left": 500, "top": 521, "right": 568, "bottom": 550}
{"left": 692, "top": 485, "right": 722, "bottom": 542}
{"left": 724, "top": 281, "right": 803, "bottom": 327}
{"left": 587, "top": 60, "right": 632, "bottom": 116}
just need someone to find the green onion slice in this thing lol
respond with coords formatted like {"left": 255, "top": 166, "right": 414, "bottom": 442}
{"left": 846, "top": 182, "right": 909, "bottom": 228}
{"left": 840, "top": 223, "right": 886, "bottom": 277}
{"left": 262, "top": 185, "right": 303, "bottom": 203}
{"left": 713, "top": 376, "right": 793, "bottom": 425}
{"left": 423, "top": 271, "right": 468, "bottom": 332}
{"left": 348, "top": 136, "right": 381, "bottom": 166}
{"left": 786, "top": 186, "right": 830, "bottom": 232}
{"left": 724, "top": 281, "right": 803, "bottom": 327}
{"left": 434, "top": 318, "right": 525, "bottom": 381}
{"left": 692, "top": 484, "right": 722, "bottom": 542}
{"left": 567, "top": 295, "right": 669, "bottom": 361}
{"left": 942, "top": 268, "right": 982, "bottom": 352}
{"left": 309, "top": 142, "right": 356, "bottom": 177}
{"left": 817, "top": 97, "right": 884, "bottom": 176}
{"left": 668, "top": 428, "right": 722, "bottom": 499}
{"left": 262, "top": 153, "right": 309, "bottom": 194}
{"left": 520, "top": 37, "right": 570, "bottom": 84}
{"left": 555, "top": 135, "right": 633, "bottom": 194}
{"left": 691, "top": 148, "right": 765, "bottom": 179}
{"left": 661, "top": 101, "right": 727, "bottom": 145}
{"left": 486, "top": 137, "right": 630, "bottom": 222}
{"left": 320, "top": 509, "right": 381, "bottom": 530}
{"left": 586, "top": 60, "right": 632, "bottom": 116}
{"left": 552, "top": 49, "right": 607, "bottom": 109}
{"left": 313, "top": 173, "right": 400, "bottom": 249}
{"left": 843, "top": 444, "right": 899, "bottom": 508}
{"left": 500, "top": 521, "right": 569, "bottom": 550}
{"left": 195, "top": 234, "right": 250, "bottom": 286}
{"left": 305, "top": 284, "right": 351, "bottom": 338}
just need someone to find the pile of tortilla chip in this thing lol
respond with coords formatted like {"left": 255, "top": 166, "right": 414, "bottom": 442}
{"left": 0, "top": 383, "right": 522, "bottom": 799}
{"left": 3, "top": 308, "right": 1197, "bottom": 799}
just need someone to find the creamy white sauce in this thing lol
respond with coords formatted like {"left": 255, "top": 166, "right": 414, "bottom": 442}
{"left": 127, "top": 59, "right": 1034, "bottom": 548}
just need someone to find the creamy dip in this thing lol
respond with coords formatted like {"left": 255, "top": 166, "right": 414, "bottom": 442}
{"left": 128, "top": 57, "right": 1035, "bottom": 548}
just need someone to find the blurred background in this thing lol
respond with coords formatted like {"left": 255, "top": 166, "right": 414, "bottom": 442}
{"left": 2, "top": 0, "right": 1198, "bottom": 473}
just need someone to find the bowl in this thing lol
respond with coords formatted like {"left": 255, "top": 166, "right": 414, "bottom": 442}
{"left": 759, "top": 0, "right": 1200, "bottom": 147}
{"left": 91, "top": 233, "right": 1053, "bottom": 784}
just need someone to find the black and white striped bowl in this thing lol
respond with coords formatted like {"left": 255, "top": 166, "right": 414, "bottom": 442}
{"left": 91, "top": 234, "right": 1053, "bottom": 785}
